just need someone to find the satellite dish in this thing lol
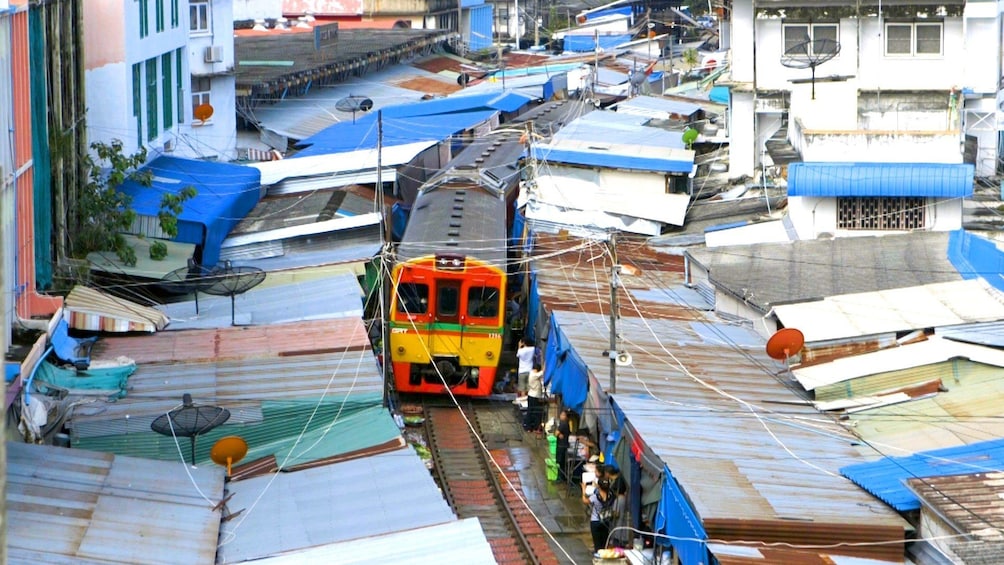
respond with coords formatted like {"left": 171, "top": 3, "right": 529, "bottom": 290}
{"left": 335, "top": 95, "right": 374, "bottom": 123}
{"left": 194, "top": 103, "right": 214, "bottom": 123}
{"left": 159, "top": 261, "right": 219, "bottom": 315}
{"left": 615, "top": 351, "right": 633, "bottom": 367}
{"left": 681, "top": 127, "right": 699, "bottom": 149}
{"left": 202, "top": 262, "right": 266, "bottom": 326}
{"left": 780, "top": 38, "right": 840, "bottom": 100}
{"left": 151, "top": 393, "right": 231, "bottom": 464}
{"left": 210, "top": 436, "right": 248, "bottom": 478}
{"left": 766, "top": 328, "right": 805, "bottom": 361}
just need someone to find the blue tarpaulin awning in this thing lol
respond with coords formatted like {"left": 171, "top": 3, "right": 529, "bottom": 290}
{"left": 119, "top": 156, "right": 261, "bottom": 267}
{"left": 531, "top": 146, "right": 693, "bottom": 174}
{"left": 564, "top": 34, "right": 633, "bottom": 52}
{"left": 543, "top": 312, "right": 589, "bottom": 414}
{"left": 788, "top": 162, "right": 975, "bottom": 198}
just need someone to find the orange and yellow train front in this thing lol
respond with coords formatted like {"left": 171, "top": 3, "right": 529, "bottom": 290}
{"left": 389, "top": 254, "right": 505, "bottom": 396}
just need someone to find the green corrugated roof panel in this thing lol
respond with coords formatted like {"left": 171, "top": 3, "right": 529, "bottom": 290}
{"left": 72, "top": 393, "right": 398, "bottom": 466}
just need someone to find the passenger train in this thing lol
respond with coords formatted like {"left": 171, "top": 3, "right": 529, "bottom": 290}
{"left": 388, "top": 100, "right": 581, "bottom": 397}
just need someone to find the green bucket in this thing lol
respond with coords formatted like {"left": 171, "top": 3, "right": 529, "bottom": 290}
{"left": 546, "top": 458, "right": 558, "bottom": 481}
{"left": 547, "top": 435, "right": 557, "bottom": 457}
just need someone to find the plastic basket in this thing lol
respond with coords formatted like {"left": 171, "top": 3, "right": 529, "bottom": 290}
{"left": 545, "top": 457, "right": 558, "bottom": 481}
{"left": 548, "top": 435, "right": 557, "bottom": 457}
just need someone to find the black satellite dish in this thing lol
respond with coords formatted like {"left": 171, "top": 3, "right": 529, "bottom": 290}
{"left": 780, "top": 38, "right": 840, "bottom": 100}
{"left": 202, "top": 261, "right": 266, "bottom": 326}
{"left": 158, "top": 260, "right": 219, "bottom": 315}
{"left": 335, "top": 95, "right": 374, "bottom": 123}
{"left": 151, "top": 393, "right": 231, "bottom": 464}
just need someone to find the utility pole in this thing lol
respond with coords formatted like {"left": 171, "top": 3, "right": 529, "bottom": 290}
{"left": 376, "top": 110, "right": 391, "bottom": 407}
{"left": 608, "top": 233, "right": 619, "bottom": 394}
{"left": 514, "top": 0, "right": 519, "bottom": 48}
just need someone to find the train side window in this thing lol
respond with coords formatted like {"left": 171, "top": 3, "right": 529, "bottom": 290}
{"left": 467, "top": 287, "right": 499, "bottom": 318}
{"left": 438, "top": 284, "right": 459, "bottom": 317}
{"left": 396, "top": 283, "right": 429, "bottom": 314}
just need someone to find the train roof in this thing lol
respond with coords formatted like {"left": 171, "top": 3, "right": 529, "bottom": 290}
{"left": 396, "top": 182, "right": 508, "bottom": 266}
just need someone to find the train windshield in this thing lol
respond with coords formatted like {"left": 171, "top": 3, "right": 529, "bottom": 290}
{"left": 467, "top": 287, "right": 500, "bottom": 318}
{"left": 396, "top": 283, "right": 429, "bottom": 314}
{"left": 437, "top": 283, "right": 460, "bottom": 318}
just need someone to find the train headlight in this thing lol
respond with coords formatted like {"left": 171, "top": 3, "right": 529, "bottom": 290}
{"left": 471, "top": 367, "right": 480, "bottom": 378}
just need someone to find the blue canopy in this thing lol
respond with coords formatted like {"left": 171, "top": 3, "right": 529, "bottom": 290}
{"left": 788, "top": 162, "right": 975, "bottom": 198}
{"left": 119, "top": 156, "right": 260, "bottom": 267}
{"left": 543, "top": 312, "right": 589, "bottom": 414}
{"left": 564, "top": 34, "right": 633, "bottom": 52}
{"left": 294, "top": 109, "right": 499, "bottom": 157}
{"left": 840, "top": 437, "right": 1004, "bottom": 511}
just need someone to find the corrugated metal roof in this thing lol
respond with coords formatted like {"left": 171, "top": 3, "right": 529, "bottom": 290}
{"left": 787, "top": 162, "right": 975, "bottom": 198}
{"left": 530, "top": 235, "right": 908, "bottom": 554}
{"left": 249, "top": 517, "right": 495, "bottom": 564}
{"left": 157, "top": 272, "right": 364, "bottom": 330}
{"left": 217, "top": 450, "right": 458, "bottom": 563}
{"left": 773, "top": 279, "right": 1004, "bottom": 343}
{"left": 613, "top": 95, "right": 703, "bottom": 118}
{"left": 7, "top": 442, "right": 223, "bottom": 564}
{"left": 687, "top": 231, "right": 962, "bottom": 314}
{"left": 845, "top": 360, "right": 1004, "bottom": 454}
{"left": 909, "top": 472, "right": 1004, "bottom": 535}
{"left": 841, "top": 439, "right": 1004, "bottom": 512}
{"left": 792, "top": 335, "right": 1004, "bottom": 391}
{"left": 708, "top": 542, "right": 909, "bottom": 565}
{"left": 64, "top": 286, "right": 169, "bottom": 333}
{"left": 938, "top": 320, "right": 1004, "bottom": 347}
{"left": 553, "top": 110, "right": 689, "bottom": 150}
{"left": 533, "top": 142, "right": 694, "bottom": 173}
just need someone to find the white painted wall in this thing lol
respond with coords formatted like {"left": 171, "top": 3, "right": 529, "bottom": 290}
{"left": 730, "top": 0, "right": 753, "bottom": 84}
{"left": 177, "top": 0, "right": 238, "bottom": 160}
{"left": 788, "top": 78, "right": 857, "bottom": 130}
{"left": 233, "top": 0, "right": 282, "bottom": 21}
{"left": 788, "top": 195, "right": 961, "bottom": 240}
{"left": 729, "top": 91, "right": 756, "bottom": 176}
{"left": 963, "top": 3, "right": 998, "bottom": 94}
{"left": 794, "top": 128, "right": 963, "bottom": 163}
{"left": 704, "top": 220, "right": 791, "bottom": 248}
{"left": 85, "top": 0, "right": 188, "bottom": 158}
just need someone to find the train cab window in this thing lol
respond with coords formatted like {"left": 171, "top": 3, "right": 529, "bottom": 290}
{"left": 396, "top": 283, "right": 429, "bottom": 314}
{"left": 467, "top": 287, "right": 499, "bottom": 318}
{"left": 437, "top": 284, "right": 460, "bottom": 317}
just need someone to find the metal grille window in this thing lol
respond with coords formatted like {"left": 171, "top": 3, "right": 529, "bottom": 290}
{"left": 837, "top": 197, "right": 926, "bottom": 230}
{"left": 886, "top": 22, "right": 942, "bottom": 56}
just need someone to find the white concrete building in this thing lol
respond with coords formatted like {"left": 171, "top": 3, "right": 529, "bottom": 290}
{"left": 177, "top": 0, "right": 238, "bottom": 161}
{"left": 84, "top": 0, "right": 189, "bottom": 158}
{"left": 84, "top": 1, "right": 237, "bottom": 162}
{"left": 727, "top": 0, "right": 1000, "bottom": 179}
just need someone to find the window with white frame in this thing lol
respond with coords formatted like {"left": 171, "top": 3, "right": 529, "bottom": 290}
{"left": 782, "top": 23, "right": 838, "bottom": 56}
{"left": 885, "top": 22, "right": 942, "bottom": 56}
{"left": 191, "top": 76, "right": 212, "bottom": 122}
{"left": 190, "top": 0, "right": 210, "bottom": 34}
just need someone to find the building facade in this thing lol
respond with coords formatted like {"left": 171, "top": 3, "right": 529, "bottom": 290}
{"left": 728, "top": 0, "right": 1000, "bottom": 179}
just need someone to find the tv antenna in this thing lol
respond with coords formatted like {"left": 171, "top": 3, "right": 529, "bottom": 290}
{"left": 210, "top": 436, "right": 248, "bottom": 478}
{"left": 203, "top": 261, "right": 266, "bottom": 326}
{"left": 765, "top": 327, "right": 805, "bottom": 377}
{"left": 335, "top": 95, "right": 374, "bottom": 124}
{"left": 780, "top": 38, "right": 840, "bottom": 99}
{"left": 151, "top": 393, "right": 231, "bottom": 465}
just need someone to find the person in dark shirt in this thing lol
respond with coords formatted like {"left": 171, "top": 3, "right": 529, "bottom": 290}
{"left": 604, "top": 465, "right": 628, "bottom": 546}
{"left": 554, "top": 409, "right": 571, "bottom": 482}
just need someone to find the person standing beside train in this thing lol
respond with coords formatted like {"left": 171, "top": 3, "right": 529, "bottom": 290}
{"left": 514, "top": 338, "right": 536, "bottom": 404}
{"left": 523, "top": 362, "right": 546, "bottom": 434}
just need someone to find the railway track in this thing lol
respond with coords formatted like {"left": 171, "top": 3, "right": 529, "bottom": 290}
{"left": 425, "top": 401, "right": 562, "bottom": 565}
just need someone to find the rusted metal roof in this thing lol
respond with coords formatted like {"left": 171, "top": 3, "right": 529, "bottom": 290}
{"left": 7, "top": 442, "right": 223, "bottom": 564}
{"left": 531, "top": 235, "right": 909, "bottom": 560}
{"left": 909, "top": 472, "right": 1004, "bottom": 537}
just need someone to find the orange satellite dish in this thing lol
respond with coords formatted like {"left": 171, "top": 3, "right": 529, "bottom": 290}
{"left": 210, "top": 436, "right": 248, "bottom": 477}
{"left": 194, "top": 103, "right": 215, "bottom": 123}
{"left": 765, "top": 328, "right": 804, "bottom": 361}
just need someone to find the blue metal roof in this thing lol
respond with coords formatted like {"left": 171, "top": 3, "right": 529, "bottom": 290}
{"left": 564, "top": 34, "right": 633, "bottom": 52}
{"left": 532, "top": 145, "right": 693, "bottom": 173}
{"left": 120, "top": 156, "right": 261, "bottom": 267}
{"left": 840, "top": 438, "right": 1004, "bottom": 511}
{"left": 614, "top": 95, "right": 702, "bottom": 118}
{"left": 787, "top": 162, "right": 975, "bottom": 198}
{"left": 294, "top": 109, "right": 498, "bottom": 157}
{"left": 377, "top": 90, "right": 533, "bottom": 118}
{"left": 938, "top": 321, "right": 1004, "bottom": 347}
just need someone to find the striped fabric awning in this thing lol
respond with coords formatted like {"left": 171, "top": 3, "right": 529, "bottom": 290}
{"left": 64, "top": 286, "right": 169, "bottom": 333}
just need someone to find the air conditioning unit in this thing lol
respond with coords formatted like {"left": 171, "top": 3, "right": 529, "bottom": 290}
{"left": 163, "top": 139, "right": 174, "bottom": 153}
{"left": 204, "top": 45, "right": 224, "bottom": 63}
